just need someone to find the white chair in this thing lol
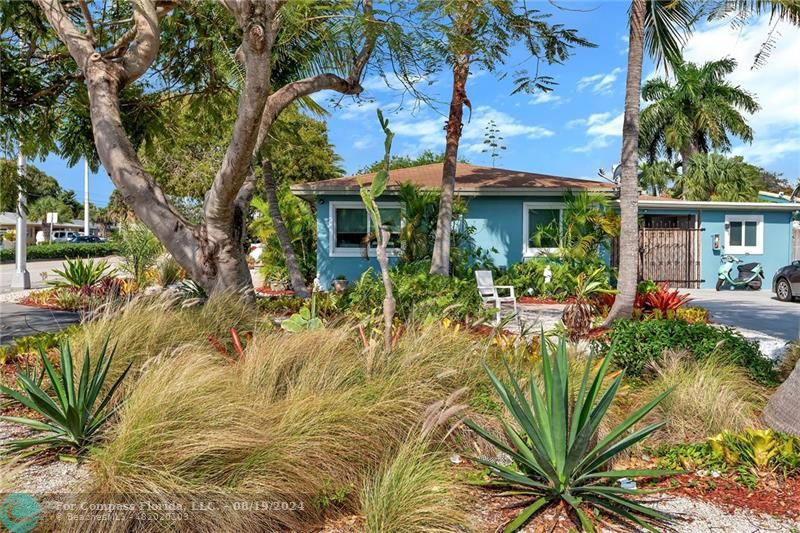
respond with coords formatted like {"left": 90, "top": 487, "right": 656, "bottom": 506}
{"left": 475, "top": 270, "right": 518, "bottom": 325}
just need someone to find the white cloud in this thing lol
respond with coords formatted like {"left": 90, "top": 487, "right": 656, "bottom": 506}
{"left": 569, "top": 111, "right": 624, "bottom": 153}
{"left": 577, "top": 67, "right": 623, "bottom": 94}
{"left": 681, "top": 15, "right": 800, "bottom": 167}
{"left": 731, "top": 137, "right": 800, "bottom": 167}
{"left": 391, "top": 105, "right": 553, "bottom": 150}
{"left": 529, "top": 92, "right": 561, "bottom": 105}
{"left": 353, "top": 137, "right": 373, "bottom": 150}
{"left": 337, "top": 99, "right": 380, "bottom": 120}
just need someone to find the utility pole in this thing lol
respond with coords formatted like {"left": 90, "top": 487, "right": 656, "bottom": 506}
{"left": 83, "top": 158, "right": 90, "bottom": 235}
{"left": 11, "top": 142, "right": 31, "bottom": 289}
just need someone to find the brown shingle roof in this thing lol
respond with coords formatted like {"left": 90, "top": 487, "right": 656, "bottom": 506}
{"left": 291, "top": 163, "right": 614, "bottom": 196}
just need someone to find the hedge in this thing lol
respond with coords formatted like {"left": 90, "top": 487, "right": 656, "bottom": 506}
{"left": 603, "top": 318, "right": 776, "bottom": 385}
{"left": 0, "top": 242, "right": 118, "bottom": 263}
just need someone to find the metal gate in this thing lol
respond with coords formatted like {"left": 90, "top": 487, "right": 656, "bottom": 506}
{"left": 612, "top": 227, "right": 704, "bottom": 288}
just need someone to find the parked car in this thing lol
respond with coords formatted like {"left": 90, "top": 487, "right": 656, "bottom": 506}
{"left": 68, "top": 235, "right": 104, "bottom": 243}
{"left": 773, "top": 261, "right": 800, "bottom": 301}
{"left": 51, "top": 230, "right": 78, "bottom": 243}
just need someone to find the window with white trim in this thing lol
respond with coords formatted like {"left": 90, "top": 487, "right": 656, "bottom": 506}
{"left": 523, "top": 202, "right": 563, "bottom": 257}
{"left": 724, "top": 214, "right": 763, "bottom": 255}
{"left": 329, "top": 201, "right": 401, "bottom": 257}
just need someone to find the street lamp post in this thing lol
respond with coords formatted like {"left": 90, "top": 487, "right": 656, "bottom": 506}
{"left": 11, "top": 144, "right": 31, "bottom": 289}
{"left": 83, "top": 158, "right": 90, "bottom": 235}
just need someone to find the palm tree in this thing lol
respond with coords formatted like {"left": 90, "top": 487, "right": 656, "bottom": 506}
{"left": 640, "top": 58, "right": 760, "bottom": 168}
{"left": 425, "top": 1, "right": 593, "bottom": 276}
{"left": 603, "top": 0, "right": 694, "bottom": 324}
{"left": 639, "top": 160, "right": 677, "bottom": 196}
{"left": 673, "top": 152, "right": 761, "bottom": 201}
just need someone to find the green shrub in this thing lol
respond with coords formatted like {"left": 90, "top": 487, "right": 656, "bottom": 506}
{"left": 465, "top": 335, "right": 676, "bottom": 532}
{"left": 0, "top": 242, "right": 118, "bottom": 263}
{"left": 49, "top": 257, "right": 115, "bottom": 289}
{"left": 340, "top": 261, "right": 483, "bottom": 321}
{"left": 114, "top": 222, "right": 162, "bottom": 287}
{"left": 0, "top": 338, "right": 130, "bottom": 453}
{"left": 498, "top": 257, "right": 612, "bottom": 301}
{"left": 605, "top": 319, "right": 775, "bottom": 384}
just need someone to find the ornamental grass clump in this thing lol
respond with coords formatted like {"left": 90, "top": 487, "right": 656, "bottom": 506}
{"left": 465, "top": 335, "right": 677, "bottom": 532}
{"left": 636, "top": 350, "right": 766, "bottom": 443}
{"left": 72, "top": 324, "right": 483, "bottom": 533}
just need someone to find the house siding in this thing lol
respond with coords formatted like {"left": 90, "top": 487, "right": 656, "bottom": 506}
{"left": 313, "top": 194, "right": 796, "bottom": 291}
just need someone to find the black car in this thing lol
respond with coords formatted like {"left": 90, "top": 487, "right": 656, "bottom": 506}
{"left": 68, "top": 235, "right": 104, "bottom": 244}
{"left": 773, "top": 261, "right": 800, "bottom": 301}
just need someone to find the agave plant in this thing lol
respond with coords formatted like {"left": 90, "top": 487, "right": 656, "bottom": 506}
{"left": 0, "top": 338, "right": 130, "bottom": 452}
{"left": 464, "top": 336, "right": 677, "bottom": 532}
{"left": 48, "top": 257, "right": 115, "bottom": 289}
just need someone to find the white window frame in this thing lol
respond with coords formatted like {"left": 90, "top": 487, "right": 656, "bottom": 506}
{"left": 724, "top": 214, "right": 763, "bottom": 255}
{"left": 523, "top": 202, "right": 563, "bottom": 257}
{"left": 329, "top": 201, "right": 402, "bottom": 258}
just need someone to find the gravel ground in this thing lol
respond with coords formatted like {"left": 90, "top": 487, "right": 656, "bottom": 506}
{"left": 649, "top": 494, "right": 800, "bottom": 532}
{"left": 0, "top": 288, "right": 36, "bottom": 303}
{"left": 0, "top": 421, "right": 89, "bottom": 494}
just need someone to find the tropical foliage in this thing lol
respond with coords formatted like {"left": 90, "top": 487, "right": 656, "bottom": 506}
{"left": 674, "top": 152, "right": 763, "bottom": 201}
{"left": 114, "top": 223, "right": 163, "bottom": 288}
{"left": 465, "top": 336, "right": 676, "bottom": 532}
{"left": 48, "top": 257, "right": 114, "bottom": 289}
{"left": 640, "top": 58, "right": 759, "bottom": 163}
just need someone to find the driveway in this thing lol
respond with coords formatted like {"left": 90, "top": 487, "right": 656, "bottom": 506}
{"left": 0, "top": 256, "right": 121, "bottom": 294}
{"left": 0, "top": 303, "right": 80, "bottom": 346}
{"left": 685, "top": 288, "right": 800, "bottom": 342}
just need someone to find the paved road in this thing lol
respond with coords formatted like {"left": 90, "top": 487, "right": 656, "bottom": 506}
{"left": 685, "top": 288, "right": 800, "bottom": 341}
{"left": 0, "top": 303, "right": 80, "bottom": 346}
{"left": 0, "top": 256, "right": 121, "bottom": 294}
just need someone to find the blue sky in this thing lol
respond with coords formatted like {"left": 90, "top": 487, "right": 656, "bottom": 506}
{"left": 34, "top": 2, "right": 800, "bottom": 205}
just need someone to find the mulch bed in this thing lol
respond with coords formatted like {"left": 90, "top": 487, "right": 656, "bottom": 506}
{"left": 658, "top": 472, "right": 800, "bottom": 520}
{"left": 517, "top": 296, "right": 574, "bottom": 305}
{"left": 255, "top": 288, "right": 295, "bottom": 297}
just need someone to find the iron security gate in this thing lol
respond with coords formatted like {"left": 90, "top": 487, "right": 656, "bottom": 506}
{"left": 612, "top": 227, "right": 704, "bottom": 288}
{"left": 639, "top": 227, "right": 703, "bottom": 288}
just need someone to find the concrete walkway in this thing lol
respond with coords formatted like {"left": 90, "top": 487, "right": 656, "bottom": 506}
{"left": 685, "top": 288, "right": 800, "bottom": 342}
{"left": 0, "top": 303, "right": 80, "bottom": 346}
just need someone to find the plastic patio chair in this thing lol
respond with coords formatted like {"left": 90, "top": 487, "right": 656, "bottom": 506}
{"left": 474, "top": 270, "right": 518, "bottom": 326}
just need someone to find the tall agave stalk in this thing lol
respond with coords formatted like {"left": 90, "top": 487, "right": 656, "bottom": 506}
{"left": 465, "top": 335, "right": 677, "bottom": 532}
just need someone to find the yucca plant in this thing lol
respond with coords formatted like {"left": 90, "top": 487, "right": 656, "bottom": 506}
{"left": 0, "top": 338, "right": 130, "bottom": 453}
{"left": 464, "top": 336, "right": 677, "bottom": 532}
{"left": 48, "top": 257, "right": 115, "bottom": 289}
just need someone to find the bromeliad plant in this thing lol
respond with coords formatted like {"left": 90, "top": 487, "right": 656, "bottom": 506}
{"left": 0, "top": 338, "right": 130, "bottom": 453}
{"left": 464, "top": 336, "right": 677, "bottom": 532}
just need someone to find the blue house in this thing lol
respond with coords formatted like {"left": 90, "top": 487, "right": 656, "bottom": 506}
{"left": 290, "top": 163, "right": 799, "bottom": 290}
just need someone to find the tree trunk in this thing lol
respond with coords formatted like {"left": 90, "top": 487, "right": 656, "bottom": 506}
{"left": 604, "top": 0, "right": 645, "bottom": 325}
{"left": 262, "top": 159, "right": 309, "bottom": 297}
{"left": 764, "top": 361, "right": 800, "bottom": 436}
{"left": 376, "top": 226, "right": 396, "bottom": 352}
{"left": 430, "top": 59, "right": 469, "bottom": 276}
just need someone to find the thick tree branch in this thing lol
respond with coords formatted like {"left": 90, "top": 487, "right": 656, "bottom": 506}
{"left": 204, "top": 1, "right": 275, "bottom": 229}
{"left": 254, "top": 0, "right": 377, "bottom": 150}
{"left": 36, "top": 0, "right": 94, "bottom": 72}
{"left": 119, "top": 0, "right": 160, "bottom": 84}
{"left": 77, "top": 0, "right": 95, "bottom": 42}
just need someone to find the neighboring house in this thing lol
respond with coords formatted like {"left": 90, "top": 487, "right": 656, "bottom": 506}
{"left": 0, "top": 211, "right": 104, "bottom": 245}
{"left": 290, "top": 163, "right": 799, "bottom": 291}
